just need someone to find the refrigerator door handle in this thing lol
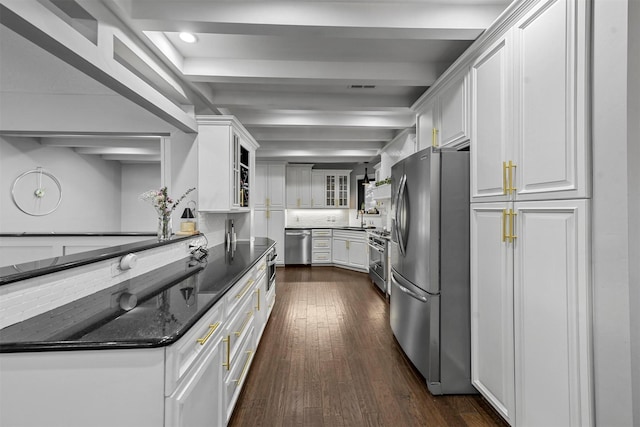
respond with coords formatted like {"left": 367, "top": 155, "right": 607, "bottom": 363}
{"left": 397, "top": 174, "right": 408, "bottom": 256}
{"left": 391, "top": 271, "right": 427, "bottom": 303}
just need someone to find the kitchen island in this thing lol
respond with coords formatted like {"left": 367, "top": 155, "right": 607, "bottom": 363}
{"left": 0, "top": 238, "right": 276, "bottom": 427}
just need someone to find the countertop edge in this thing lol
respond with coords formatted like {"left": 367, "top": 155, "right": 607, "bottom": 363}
{"left": 0, "top": 234, "right": 199, "bottom": 286}
{"left": 0, "top": 239, "right": 277, "bottom": 353}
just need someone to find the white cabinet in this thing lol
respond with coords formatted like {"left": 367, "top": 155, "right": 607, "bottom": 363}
{"left": 471, "top": 200, "right": 592, "bottom": 426}
{"left": 255, "top": 163, "right": 285, "bottom": 209}
{"left": 254, "top": 209, "right": 285, "bottom": 265}
{"left": 470, "top": 203, "right": 515, "bottom": 424}
{"left": 311, "top": 171, "right": 325, "bottom": 208}
{"left": 513, "top": 200, "right": 592, "bottom": 427}
{"left": 165, "top": 333, "right": 224, "bottom": 427}
{"left": 286, "top": 165, "right": 312, "bottom": 208}
{"left": 312, "top": 229, "right": 332, "bottom": 265}
{"left": 416, "top": 71, "right": 469, "bottom": 150}
{"left": 438, "top": 71, "right": 469, "bottom": 147}
{"left": 310, "top": 170, "right": 351, "bottom": 208}
{"left": 197, "top": 116, "right": 259, "bottom": 212}
{"left": 470, "top": 35, "right": 511, "bottom": 202}
{"left": 471, "top": 0, "right": 589, "bottom": 203}
{"left": 331, "top": 230, "right": 367, "bottom": 271}
{"left": 255, "top": 162, "right": 286, "bottom": 265}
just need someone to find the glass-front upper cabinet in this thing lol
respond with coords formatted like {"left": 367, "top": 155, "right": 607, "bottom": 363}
{"left": 197, "top": 116, "right": 258, "bottom": 212}
{"left": 321, "top": 171, "right": 350, "bottom": 208}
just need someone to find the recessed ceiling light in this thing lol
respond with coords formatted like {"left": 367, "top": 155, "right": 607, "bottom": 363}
{"left": 179, "top": 32, "right": 197, "bottom": 43}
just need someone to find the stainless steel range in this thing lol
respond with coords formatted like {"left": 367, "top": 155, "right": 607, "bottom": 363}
{"left": 368, "top": 229, "right": 389, "bottom": 293}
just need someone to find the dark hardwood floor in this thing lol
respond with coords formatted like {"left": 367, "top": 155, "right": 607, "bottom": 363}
{"left": 229, "top": 266, "right": 507, "bottom": 427}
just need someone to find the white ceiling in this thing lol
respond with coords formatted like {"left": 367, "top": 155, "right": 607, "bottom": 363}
{"left": 1, "top": 0, "right": 512, "bottom": 165}
{"left": 106, "top": 0, "right": 512, "bottom": 164}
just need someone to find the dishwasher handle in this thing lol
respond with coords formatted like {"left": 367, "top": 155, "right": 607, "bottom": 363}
{"left": 285, "top": 230, "right": 311, "bottom": 236}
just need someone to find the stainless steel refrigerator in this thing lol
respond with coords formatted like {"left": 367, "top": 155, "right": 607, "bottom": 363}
{"left": 390, "top": 147, "right": 475, "bottom": 395}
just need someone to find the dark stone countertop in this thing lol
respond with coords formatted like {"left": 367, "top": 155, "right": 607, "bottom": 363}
{"left": 0, "top": 234, "right": 196, "bottom": 286}
{"left": 285, "top": 226, "right": 375, "bottom": 231}
{"left": 0, "top": 238, "right": 275, "bottom": 353}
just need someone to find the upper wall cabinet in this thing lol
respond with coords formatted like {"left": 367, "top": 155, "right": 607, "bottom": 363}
{"left": 416, "top": 70, "right": 470, "bottom": 151}
{"left": 255, "top": 162, "right": 286, "bottom": 210}
{"left": 197, "top": 116, "right": 259, "bottom": 212}
{"left": 286, "top": 165, "right": 312, "bottom": 208}
{"left": 471, "top": 0, "right": 590, "bottom": 203}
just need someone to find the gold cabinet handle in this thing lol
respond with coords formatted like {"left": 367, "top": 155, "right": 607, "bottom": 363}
{"left": 235, "top": 279, "right": 255, "bottom": 300}
{"left": 259, "top": 262, "right": 266, "bottom": 271}
{"left": 266, "top": 197, "right": 270, "bottom": 207}
{"left": 254, "top": 288, "right": 261, "bottom": 311}
{"left": 196, "top": 322, "right": 221, "bottom": 345}
{"left": 235, "top": 311, "right": 254, "bottom": 337}
{"left": 509, "top": 209, "right": 517, "bottom": 243}
{"left": 502, "top": 209, "right": 507, "bottom": 242}
{"left": 432, "top": 128, "right": 438, "bottom": 147}
{"left": 223, "top": 335, "right": 231, "bottom": 371}
{"left": 233, "top": 350, "right": 253, "bottom": 385}
{"left": 297, "top": 198, "right": 300, "bottom": 207}
{"left": 508, "top": 161, "right": 517, "bottom": 194}
{"left": 266, "top": 209, "right": 270, "bottom": 219}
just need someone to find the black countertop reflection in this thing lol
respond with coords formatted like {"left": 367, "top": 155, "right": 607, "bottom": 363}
{"left": 0, "top": 234, "right": 196, "bottom": 286}
{"left": 0, "top": 238, "right": 275, "bottom": 353}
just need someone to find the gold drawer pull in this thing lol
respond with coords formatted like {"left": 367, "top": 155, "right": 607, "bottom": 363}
{"left": 233, "top": 350, "right": 254, "bottom": 385}
{"left": 235, "top": 279, "right": 255, "bottom": 299}
{"left": 235, "top": 311, "right": 253, "bottom": 337}
{"left": 222, "top": 335, "right": 230, "bottom": 371}
{"left": 196, "top": 322, "right": 221, "bottom": 345}
{"left": 254, "top": 288, "right": 261, "bottom": 311}
{"left": 259, "top": 263, "right": 266, "bottom": 271}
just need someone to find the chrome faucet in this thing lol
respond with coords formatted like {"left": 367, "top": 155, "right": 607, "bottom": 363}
{"left": 356, "top": 209, "right": 366, "bottom": 228}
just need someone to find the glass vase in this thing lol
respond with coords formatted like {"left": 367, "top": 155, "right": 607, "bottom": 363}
{"left": 158, "top": 214, "right": 172, "bottom": 241}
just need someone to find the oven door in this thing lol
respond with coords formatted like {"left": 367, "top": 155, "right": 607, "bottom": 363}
{"left": 368, "top": 238, "right": 386, "bottom": 283}
{"left": 267, "top": 249, "right": 277, "bottom": 291}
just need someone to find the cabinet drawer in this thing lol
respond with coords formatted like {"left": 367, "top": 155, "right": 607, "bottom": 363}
{"left": 255, "top": 255, "right": 267, "bottom": 279}
{"left": 333, "top": 229, "right": 366, "bottom": 241}
{"left": 312, "top": 252, "right": 332, "bottom": 263}
{"left": 312, "top": 238, "right": 331, "bottom": 249}
{"left": 225, "top": 270, "right": 256, "bottom": 316}
{"left": 225, "top": 296, "right": 255, "bottom": 365}
{"left": 312, "top": 229, "right": 332, "bottom": 237}
{"left": 225, "top": 326, "right": 256, "bottom": 421}
{"left": 165, "top": 301, "right": 225, "bottom": 395}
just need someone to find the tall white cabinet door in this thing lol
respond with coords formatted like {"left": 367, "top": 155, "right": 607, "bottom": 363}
{"left": 254, "top": 209, "right": 268, "bottom": 240}
{"left": 438, "top": 72, "right": 469, "bottom": 148}
{"left": 267, "top": 164, "right": 286, "bottom": 209}
{"left": 513, "top": 199, "right": 592, "bottom": 427}
{"left": 311, "top": 172, "right": 325, "bottom": 208}
{"left": 470, "top": 36, "right": 513, "bottom": 203}
{"left": 269, "top": 210, "right": 285, "bottom": 265}
{"left": 254, "top": 164, "right": 268, "bottom": 209}
{"left": 298, "top": 167, "right": 312, "bottom": 208}
{"left": 470, "top": 203, "right": 515, "bottom": 424}
{"left": 512, "top": 0, "right": 589, "bottom": 201}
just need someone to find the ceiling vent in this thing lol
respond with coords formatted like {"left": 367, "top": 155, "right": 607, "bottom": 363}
{"left": 349, "top": 85, "right": 376, "bottom": 89}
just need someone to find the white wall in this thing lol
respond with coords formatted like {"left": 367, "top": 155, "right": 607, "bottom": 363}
{"left": 121, "top": 163, "right": 161, "bottom": 232}
{"left": 0, "top": 136, "right": 122, "bottom": 232}
{"left": 592, "top": 1, "right": 637, "bottom": 425}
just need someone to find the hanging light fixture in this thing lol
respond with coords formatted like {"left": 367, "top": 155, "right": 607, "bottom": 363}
{"left": 363, "top": 163, "right": 371, "bottom": 185}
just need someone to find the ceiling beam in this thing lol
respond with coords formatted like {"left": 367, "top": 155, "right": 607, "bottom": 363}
{"left": 75, "top": 147, "right": 160, "bottom": 155}
{"left": 129, "top": 2, "right": 507, "bottom": 40}
{"left": 247, "top": 127, "right": 397, "bottom": 142}
{"left": 209, "top": 91, "right": 416, "bottom": 111}
{"left": 101, "top": 154, "right": 161, "bottom": 162}
{"left": 184, "top": 58, "right": 444, "bottom": 86}
{"left": 235, "top": 110, "right": 415, "bottom": 128}
{"left": 257, "top": 141, "right": 385, "bottom": 151}
{"left": 41, "top": 137, "right": 161, "bottom": 148}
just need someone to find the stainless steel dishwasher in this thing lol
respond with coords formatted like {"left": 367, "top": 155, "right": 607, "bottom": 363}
{"left": 285, "top": 229, "right": 312, "bottom": 265}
